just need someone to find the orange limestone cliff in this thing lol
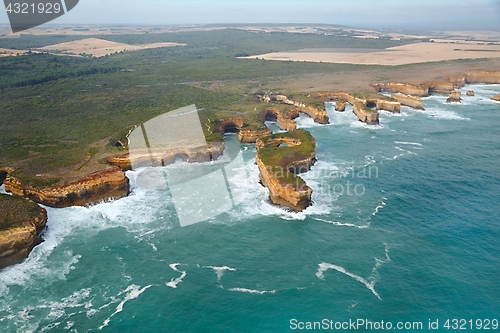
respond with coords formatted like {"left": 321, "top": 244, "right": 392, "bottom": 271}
{"left": 427, "top": 82, "right": 455, "bottom": 94}
{"left": 258, "top": 94, "right": 329, "bottom": 124}
{"left": 446, "top": 91, "right": 462, "bottom": 103}
{"left": 335, "top": 100, "right": 346, "bottom": 111}
{"left": 261, "top": 107, "right": 297, "bottom": 131}
{"left": 0, "top": 194, "right": 48, "bottom": 269}
{"left": 311, "top": 92, "right": 383, "bottom": 124}
{"left": 446, "top": 71, "right": 500, "bottom": 87}
{"left": 108, "top": 143, "right": 225, "bottom": 170}
{"left": 238, "top": 127, "right": 273, "bottom": 143}
{"left": 391, "top": 94, "right": 425, "bottom": 110}
{"left": 465, "top": 71, "right": 500, "bottom": 84}
{"left": 353, "top": 103, "right": 379, "bottom": 125}
{"left": 213, "top": 117, "right": 272, "bottom": 144}
{"left": 291, "top": 104, "right": 329, "bottom": 124}
{"left": 371, "top": 83, "right": 430, "bottom": 97}
{"left": 4, "top": 167, "right": 129, "bottom": 208}
{"left": 256, "top": 129, "right": 316, "bottom": 211}
{"left": 372, "top": 99, "right": 400, "bottom": 113}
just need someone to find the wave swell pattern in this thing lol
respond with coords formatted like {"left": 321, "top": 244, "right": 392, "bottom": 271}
{"left": 316, "top": 243, "right": 392, "bottom": 300}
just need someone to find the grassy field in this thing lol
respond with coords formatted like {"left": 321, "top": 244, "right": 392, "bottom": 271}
{"left": 0, "top": 28, "right": 441, "bottom": 187}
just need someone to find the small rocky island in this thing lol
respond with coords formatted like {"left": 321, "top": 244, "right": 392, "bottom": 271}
{"left": 256, "top": 129, "right": 316, "bottom": 211}
{"left": 0, "top": 194, "right": 47, "bottom": 269}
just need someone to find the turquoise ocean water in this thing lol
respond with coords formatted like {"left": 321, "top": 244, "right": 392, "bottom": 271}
{"left": 0, "top": 84, "right": 499, "bottom": 332}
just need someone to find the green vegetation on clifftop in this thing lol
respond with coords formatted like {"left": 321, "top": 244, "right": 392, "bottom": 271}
{"left": 0, "top": 194, "right": 42, "bottom": 231}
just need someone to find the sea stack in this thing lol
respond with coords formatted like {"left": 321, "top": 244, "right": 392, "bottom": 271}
{"left": 446, "top": 91, "right": 462, "bottom": 103}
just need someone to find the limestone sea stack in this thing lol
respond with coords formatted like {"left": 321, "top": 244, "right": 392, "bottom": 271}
{"left": 353, "top": 103, "right": 379, "bottom": 125}
{"left": 256, "top": 129, "right": 316, "bottom": 211}
{"left": 0, "top": 194, "right": 47, "bottom": 269}
{"left": 466, "top": 90, "right": 475, "bottom": 96}
{"left": 446, "top": 91, "right": 462, "bottom": 103}
{"left": 335, "top": 100, "right": 346, "bottom": 112}
{"left": 491, "top": 93, "right": 500, "bottom": 102}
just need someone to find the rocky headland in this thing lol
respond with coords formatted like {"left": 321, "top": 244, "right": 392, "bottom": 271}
{"left": 4, "top": 167, "right": 129, "bottom": 208}
{"left": 0, "top": 194, "right": 47, "bottom": 269}
{"left": 108, "top": 143, "right": 225, "bottom": 170}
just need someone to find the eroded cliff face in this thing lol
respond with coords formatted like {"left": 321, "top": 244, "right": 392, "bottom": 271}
{"left": 0, "top": 167, "right": 12, "bottom": 186}
{"left": 238, "top": 128, "right": 272, "bottom": 143}
{"left": 262, "top": 107, "right": 297, "bottom": 131}
{"left": 0, "top": 196, "right": 47, "bottom": 269}
{"left": 353, "top": 103, "right": 379, "bottom": 125}
{"left": 427, "top": 82, "right": 455, "bottom": 94}
{"left": 258, "top": 94, "right": 330, "bottom": 124}
{"left": 216, "top": 118, "right": 245, "bottom": 134}
{"left": 291, "top": 104, "right": 329, "bottom": 124}
{"left": 465, "top": 71, "right": 500, "bottom": 84}
{"left": 4, "top": 167, "right": 129, "bottom": 208}
{"left": 371, "top": 83, "right": 430, "bottom": 97}
{"left": 335, "top": 100, "right": 346, "bottom": 111}
{"left": 256, "top": 129, "right": 316, "bottom": 211}
{"left": 446, "top": 91, "right": 462, "bottom": 103}
{"left": 374, "top": 99, "right": 400, "bottom": 113}
{"left": 391, "top": 94, "right": 425, "bottom": 110}
{"left": 108, "top": 143, "right": 225, "bottom": 170}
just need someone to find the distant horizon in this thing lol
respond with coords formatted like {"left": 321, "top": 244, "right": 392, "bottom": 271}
{"left": 2, "top": 22, "right": 500, "bottom": 34}
{"left": 1, "top": 0, "right": 500, "bottom": 31}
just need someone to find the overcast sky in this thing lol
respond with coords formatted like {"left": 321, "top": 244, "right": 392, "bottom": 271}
{"left": 1, "top": 0, "right": 500, "bottom": 30}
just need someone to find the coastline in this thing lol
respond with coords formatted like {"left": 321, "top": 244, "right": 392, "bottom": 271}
{"left": 3, "top": 70, "right": 500, "bottom": 209}
{"left": 1, "top": 70, "right": 500, "bottom": 269}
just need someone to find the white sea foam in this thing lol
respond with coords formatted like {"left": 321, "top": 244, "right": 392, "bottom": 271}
{"left": 394, "top": 141, "right": 423, "bottom": 147}
{"left": 427, "top": 109, "right": 470, "bottom": 121}
{"left": 295, "top": 113, "right": 325, "bottom": 128}
{"left": 166, "top": 264, "right": 187, "bottom": 289}
{"left": 316, "top": 263, "right": 381, "bottom": 300}
{"left": 316, "top": 243, "right": 392, "bottom": 301}
{"left": 394, "top": 146, "right": 418, "bottom": 156}
{"left": 350, "top": 121, "right": 386, "bottom": 130}
{"left": 203, "top": 266, "right": 236, "bottom": 282}
{"left": 228, "top": 288, "right": 276, "bottom": 295}
{"left": 371, "top": 197, "right": 387, "bottom": 217}
{"left": 312, "top": 217, "right": 369, "bottom": 229}
{"left": 99, "top": 284, "right": 152, "bottom": 329}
